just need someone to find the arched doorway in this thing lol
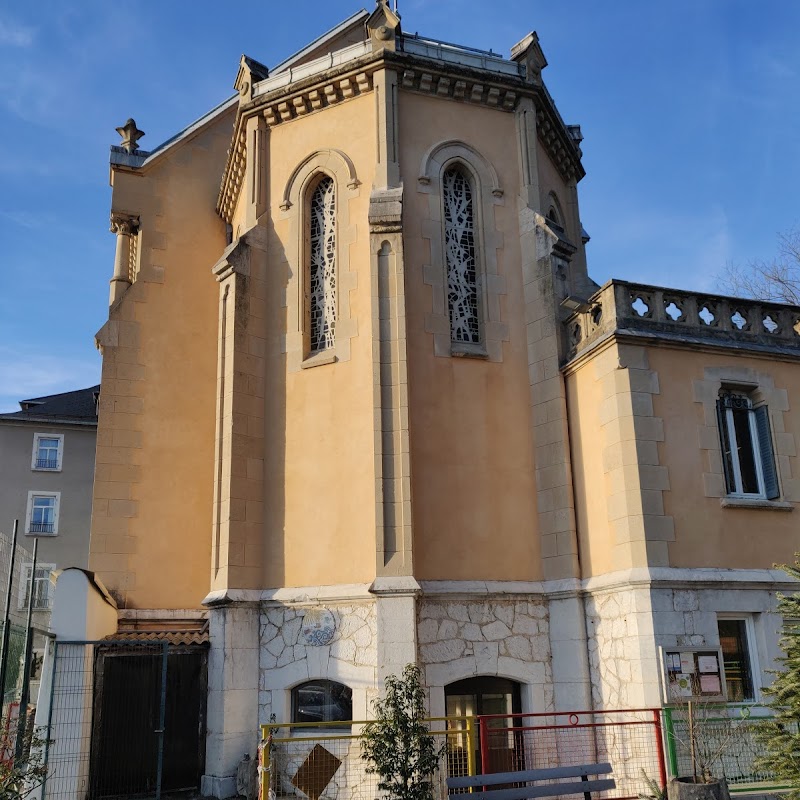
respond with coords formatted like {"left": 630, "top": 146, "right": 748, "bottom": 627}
{"left": 445, "top": 677, "right": 522, "bottom": 774}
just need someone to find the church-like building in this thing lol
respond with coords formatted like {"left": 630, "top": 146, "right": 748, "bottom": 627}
{"left": 84, "top": 3, "right": 800, "bottom": 796}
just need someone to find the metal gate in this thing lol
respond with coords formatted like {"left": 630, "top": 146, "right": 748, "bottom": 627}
{"left": 42, "top": 640, "right": 207, "bottom": 800}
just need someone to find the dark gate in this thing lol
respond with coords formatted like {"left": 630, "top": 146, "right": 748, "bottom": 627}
{"left": 43, "top": 640, "right": 207, "bottom": 800}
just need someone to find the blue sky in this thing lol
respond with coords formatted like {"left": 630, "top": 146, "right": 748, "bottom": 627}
{"left": 1, "top": 1, "right": 799, "bottom": 412}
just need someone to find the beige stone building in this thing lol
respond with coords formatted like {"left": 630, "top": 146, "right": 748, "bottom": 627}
{"left": 88, "top": 3, "right": 800, "bottom": 796}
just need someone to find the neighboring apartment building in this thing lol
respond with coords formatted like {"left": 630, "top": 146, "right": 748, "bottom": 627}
{"left": 85, "top": 3, "right": 799, "bottom": 796}
{"left": 0, "top": 385, "right": 98, "bottom": 615}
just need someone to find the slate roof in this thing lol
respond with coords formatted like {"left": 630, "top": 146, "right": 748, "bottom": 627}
{"left": 0, "top": 384, "right": 100, "bottom": 425}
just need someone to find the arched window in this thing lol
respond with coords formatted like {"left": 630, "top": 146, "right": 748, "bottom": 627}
{"left": 292, "top": 679, "right": 352, "bottom": 724}
{"left": 308, "top": 176, "right": 337, "bottom": 353}
{"left": 443, "top": 165, "right": 480, "bottom": 345}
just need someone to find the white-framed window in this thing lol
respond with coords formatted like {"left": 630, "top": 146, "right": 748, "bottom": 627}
{"left": 18, "top": 564, "right": 56, "bottom": 610}
{"left": 717, "top": 390, "right": 779, "bottom": 499}
{"left": 307, "top": 174, "right": 337, "bottom": 355}
{"left": 717, "top": 616, "right": 758, "bottom": 702}
{"left": 443, "top": 163, "right": 482, "bottom": 347}
{"left": 25, "top": 491, "right": 60, "bottom": 535}
{"left": 31, "top": 433, "right": 63, "bottom": 472}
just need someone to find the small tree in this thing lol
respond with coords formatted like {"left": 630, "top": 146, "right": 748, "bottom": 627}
{"left": 756, "top": 557, "right": 800, "bottom": 798}
{"left": 0, "top": 723, "right": 50, "bottom": 800}
{"left": 361, "top": 664, "right": 445, "bottom": 800}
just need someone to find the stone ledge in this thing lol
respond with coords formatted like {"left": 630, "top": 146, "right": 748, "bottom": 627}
{"left": 720, "top": 497, "right": 794, "bottom": 512}
{"left": 300, "top": 350, "right": 337, "bottom": 369}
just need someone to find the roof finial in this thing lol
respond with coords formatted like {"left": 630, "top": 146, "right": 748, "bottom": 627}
{"left": 115, "top": 118, "right": 145, "bottom": 154}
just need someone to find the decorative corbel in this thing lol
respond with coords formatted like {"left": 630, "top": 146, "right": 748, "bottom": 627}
{"left": 234, "top": 54, "right": 270, "bottom": 104}
{"left": 366, "top": 0, "right": 401, "bottom": 52}
{"left": 510, "top": 32, "right": 548, "bottom": 85}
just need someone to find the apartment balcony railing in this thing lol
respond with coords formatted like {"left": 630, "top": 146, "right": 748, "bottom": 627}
{"left": 29, "top": 522, "right": 54, "bottom": 534}
{"left": 35, "top": 458, "right": 58, "bottom": 470}
{"left": 564, "top": 280, "right": 800, "bottom": 361}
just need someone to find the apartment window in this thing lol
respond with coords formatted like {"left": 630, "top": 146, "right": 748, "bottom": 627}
{"left": 443, "top": 164, "right": 481, "bottom": 346}
{"left": 308, "top": 175, "right": 337, "bottom": 354}
{"left": 292, "top": 680, "right": 352, "bottom": 725}
{"left": 717, "top": 618, "right": 755, "bottom": 702}
{"left": 18, "top": 564, "right": 55, "bottom": 610}
{"left": 32, "top": 433, "right": 63, "bottom": 471}
{"left": 26, "top": 492, "right": 59, "bottom": 535}
{"left": 717, "top": 390, "right": 779, "bottom": 499}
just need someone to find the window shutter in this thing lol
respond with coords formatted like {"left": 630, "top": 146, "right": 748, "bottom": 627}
{"left": 716, "top": 399, "right": 734, "bottom": 493}
{"left": 754, "top": 406, "right": 780, "bottom": 499}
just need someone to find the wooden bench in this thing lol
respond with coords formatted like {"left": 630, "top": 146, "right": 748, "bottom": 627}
{"left": 446, "top": 762, "right": 616, "bottom": 800}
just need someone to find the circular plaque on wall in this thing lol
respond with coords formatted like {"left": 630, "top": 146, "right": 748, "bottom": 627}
{"left": 301, "top": 608, "right": 335, "bottom": 646}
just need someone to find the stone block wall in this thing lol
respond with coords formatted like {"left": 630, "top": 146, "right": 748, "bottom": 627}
{"left": 417, "top": 595, "right": 554, "bottom": 716}
{"left": 586, "top": 580, "right": 784, "bottom": 710}
{"left": 585, "top": 586, "right": 660, "bottom": 709}
{"left": 259, "top": 601, "right": 378, "bottom": 725}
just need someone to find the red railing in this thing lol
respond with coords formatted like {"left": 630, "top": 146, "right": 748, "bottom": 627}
{"left": 476, "top": 709, "right": 667, "bottom": 800}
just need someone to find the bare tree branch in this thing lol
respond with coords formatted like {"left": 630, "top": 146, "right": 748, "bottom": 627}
{"left": 718, "top": 228, "right": 800, "bottom": 305}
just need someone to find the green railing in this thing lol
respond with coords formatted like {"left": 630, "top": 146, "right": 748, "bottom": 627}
{"left": 663, "top": 704, "right": 794, "bottom": 793}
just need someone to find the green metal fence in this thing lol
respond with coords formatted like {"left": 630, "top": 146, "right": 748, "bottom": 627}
{"left": 663, "top": 704, "right": 794, "bottom": 793}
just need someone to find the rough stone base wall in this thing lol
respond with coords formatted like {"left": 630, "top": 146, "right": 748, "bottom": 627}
{"left": 586, "top": 583, "right": 784, "bottom": 710}
{"left": 417, "top": 595, "right": 553, "bottom": 715}
{"left": 259, "top": 601, "right": 377, "bottom": 725}
{"left": 648, "top": 585, "right": 782, "bottom": 700}
{"left": 585, "top": 587, "right": 659, "bottom": 709}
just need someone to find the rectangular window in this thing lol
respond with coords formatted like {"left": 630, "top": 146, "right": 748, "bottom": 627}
{"left": 717, "top": 392, "right": 779, "bottom": 499}
{"left": 718, "top": 618, "right": 755, "bottom": 702}
{"left": 26, "top": 492, "right": 60, "bottom": 535}
{"left": 31, "top": 433, "right": 63, "bottom": 471}
{"left": 18, "top": 564, "right": 56, "bottom": 610}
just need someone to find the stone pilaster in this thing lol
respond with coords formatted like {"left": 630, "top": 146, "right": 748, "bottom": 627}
{"left": 369, "top": 189, "right": 412, "bottom": 577}
{"left": 516, "top": 96, "right": 592, "bottom": 710}
{"left": 371, "top": 577, "right": 420, "bottom": 685}
{"left": 210, "top": 228, "right": 268, "bottom": 593}
{"left": 202, "top": 601, "right": 260, "bottom": 799}
{"left": 373, "top": 68, "right": 400, "bottom": 189}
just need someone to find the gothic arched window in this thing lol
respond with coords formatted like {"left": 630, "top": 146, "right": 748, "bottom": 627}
{"left": 443, "top": 165, "right": 480, "bottom": 345}
{"left": 309, "top": 175, "right": 337, "bottom": 353}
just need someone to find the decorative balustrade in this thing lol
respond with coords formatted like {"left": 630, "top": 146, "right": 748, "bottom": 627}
{"left": 565, "top": 280, "right": 800, "bottom": 360}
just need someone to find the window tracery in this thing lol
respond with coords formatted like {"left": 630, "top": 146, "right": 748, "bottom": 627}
{"left": 443, "top": 166, "right": 480, "bottom": 345}
{"left": 309, "top": 176, "right": 336, "bottom": 352}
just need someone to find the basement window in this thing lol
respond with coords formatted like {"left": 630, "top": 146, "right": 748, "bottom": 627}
{"left": 717, "top": 618, "right": 755, "bottom": 702}
{"left": 292, "top": 680, "right": 352, "bottom": 726}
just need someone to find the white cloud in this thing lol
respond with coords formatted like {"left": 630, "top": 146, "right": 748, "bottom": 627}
{"left": 0, "top": 18, "right": 34, "bottom": 47}
{"left": 0, "top": 348, "right": 100, "bottom": 413}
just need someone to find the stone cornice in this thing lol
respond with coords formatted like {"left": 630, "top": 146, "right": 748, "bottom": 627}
{"left": 216, "top": 46, "right": 584, "bottom": 223}
{"left": 217, "top": 55, "right": 381, "bottom": 223}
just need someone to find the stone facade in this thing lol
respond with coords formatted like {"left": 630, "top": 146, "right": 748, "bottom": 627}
{"left": 418, "top": 595, "right": 554, "bottom": 716}
{"left": 87, "top": 5, "right": 800, "bottom": 799}
{"left": 585, "top": 574, "right": 787, "bottom": 710}
{"left": 259, "top": 601, "right": 378, "bottom": 724}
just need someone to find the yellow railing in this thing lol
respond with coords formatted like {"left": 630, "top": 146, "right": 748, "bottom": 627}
{"left": 259, "top": 717, "right": 477, "bottom": 800}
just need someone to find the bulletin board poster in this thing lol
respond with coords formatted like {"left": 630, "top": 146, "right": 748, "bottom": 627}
{"left": 662, "top": 648, "right": 725, "bottom": 703}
